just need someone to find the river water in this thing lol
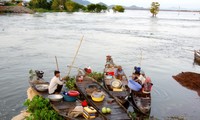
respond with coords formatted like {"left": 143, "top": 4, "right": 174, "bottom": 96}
{"left": 0, "top": 10, "right": 200, "bottom": 120}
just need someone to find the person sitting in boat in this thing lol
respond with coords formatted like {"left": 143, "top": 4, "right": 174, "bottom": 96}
{"left": 142, "top": 77, "right": 153, "bottom": 93}
{"left": 48, "top": 70, "right": 65, "bottom": 94}
{"left": 134, "top": 66, "right": 141, "bottom": 74}
{"left": 105, "top": 55, "right": 115, "bottom": 67}
{"left": 132, "top": 72, "right": 146, "bottom": 86}
{"left": 115, "top": 65, "right": 125, "bottom": 80}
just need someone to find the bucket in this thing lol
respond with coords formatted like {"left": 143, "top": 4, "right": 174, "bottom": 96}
{"left": 62, "top": 92, "right": 76, "bottom": 102}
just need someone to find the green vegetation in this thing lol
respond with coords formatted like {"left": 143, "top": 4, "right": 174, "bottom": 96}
{"left": 112, "top": 5, "right": 125, "bottom": 12}
{"left": 150, "top": 2, "right": 160, "bottom": 17}
{"left": 128, "top": 112, "right": 136, "bottom": 119}
{"left": 65, "top": 77, "right": 76, "bottom": 90}
{"left": 24, "top": 95, "right": 63, "bottom": 120}
{"left": 87, "top": 4, "right": 107, "bottom": 13}
{"left": 88, "top": 72, "right": 104, "bottom": 82}
{"left": 4, "top": 1, "right": 16, "bottom": 6}
{"left": 29, "top": 0, "right": 51, "bottom": 10}
{"left": 28, "top": 0, "right": 107, "bottom": 13}
{"left": 65, "top": 0, "right": 86, "bottom": 12}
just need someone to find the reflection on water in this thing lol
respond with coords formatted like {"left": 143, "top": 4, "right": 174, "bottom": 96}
{"left": 0, "top": 10, "right": 200, "bottom": 119}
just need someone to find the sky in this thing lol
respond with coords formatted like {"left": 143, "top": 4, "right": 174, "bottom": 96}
{"left": 88, "top": 0, "right": 200, "bottom": 10}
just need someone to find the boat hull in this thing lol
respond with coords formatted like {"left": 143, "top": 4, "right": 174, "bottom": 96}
{"left": 103, "top": 67, "right": 129, "bottom": 102}
{"left": 76, "top": 76, "right": 131, "bottom": 120}
{"left": 131, "top": 90, "right": 151, "bottom": 114}
{"left": 194, "top": 50, "right": 200, "bottom": 62}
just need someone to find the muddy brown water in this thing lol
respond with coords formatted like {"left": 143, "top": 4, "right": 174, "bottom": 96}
{"left": 0, "top": 10, "right": 200, "bottom": 119}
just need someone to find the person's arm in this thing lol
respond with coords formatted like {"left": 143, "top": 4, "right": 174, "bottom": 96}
{"left": 55, "top": 78, "right": 64, "bottom": 85}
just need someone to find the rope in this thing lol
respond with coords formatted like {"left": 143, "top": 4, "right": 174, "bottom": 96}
{"left": 67, "top": 36, "right": 84, "bottom": 76}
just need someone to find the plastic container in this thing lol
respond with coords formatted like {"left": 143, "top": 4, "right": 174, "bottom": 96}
{"left": 62, "top": 93, "right": 76, "bottom": 102}
{"left": 128, "top": 80, "right": 142, "bottom": 91}
{"left": 67, "top": 90, "right": 80, "bottom": 97}
{"left": 107, "top": 72, "right": 114, "bottom": 76}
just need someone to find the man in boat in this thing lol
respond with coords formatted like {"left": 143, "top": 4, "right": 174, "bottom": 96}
{"left": 105, "top": 55, "right": 115, "bottom": 67}
{"left": 48, "top": 70, "right": 65, "bottom": 94}
{"left": 115, "top": 65, "right": 125, "bottom": 80}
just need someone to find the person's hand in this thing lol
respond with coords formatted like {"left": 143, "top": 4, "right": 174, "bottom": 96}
{"left": 62, "top": 76, "right": 69, "bottom": 81}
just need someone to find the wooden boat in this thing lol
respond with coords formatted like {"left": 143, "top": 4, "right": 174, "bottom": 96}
{"left": 29, "top": 79, "right": 104, "bottom": 120}
{"left": 131, "top": 90, "right": 151, "bottom": 114}
{"left": 75, "top": 75, "right": 131, "bottom": 120}
{"left": 103, "top": 66, "right": 129, "bottom": 102}
{"left": 194, "top": 50, "right": 200, "bottom": 62}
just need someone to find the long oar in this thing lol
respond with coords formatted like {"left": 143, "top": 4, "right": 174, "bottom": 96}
{"left": 55, "top": 56, "right": 59, "bottom": 71}
{"left": 67, "top": 36, "right": 84, "bottom": 76}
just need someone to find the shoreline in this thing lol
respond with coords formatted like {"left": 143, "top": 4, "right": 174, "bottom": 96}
{"left": 0, "top": 6, "right": 34, "bottom": 14}
{"left": 1, "top": 6, "right": 199, "bottom": 14}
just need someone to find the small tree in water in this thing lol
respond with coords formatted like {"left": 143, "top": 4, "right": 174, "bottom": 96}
{"left": 150, "top": 2, "right": 160, "bottom": 17}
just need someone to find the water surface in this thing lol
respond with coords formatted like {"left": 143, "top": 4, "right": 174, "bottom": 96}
{"left": 0, "top": 10, "right": 200, "bottom": 119}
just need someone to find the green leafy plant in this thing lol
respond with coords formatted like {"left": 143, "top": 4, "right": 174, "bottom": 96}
{"left": 29, "top": 69, "right": 36, "bottom": 80}
{"left": 24, "top": 95, "right": 63, "bottom": 120}
{"left": 65, "top": 77, "right": 76, "bottom": 90}
{"left": 88, "top": 72, "right": 104, "bottom": 82}
{"left": 128, "top": 112, "right": 136, "bottom": 119}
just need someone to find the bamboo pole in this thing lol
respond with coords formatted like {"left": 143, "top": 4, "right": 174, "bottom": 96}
{"left": 67, "top": 36, "right": 84, "bottom": 76}
{"left": 55, "top": 56, "right": 59, "bottom": 71}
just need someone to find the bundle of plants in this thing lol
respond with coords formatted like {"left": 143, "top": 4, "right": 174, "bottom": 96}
{"left": 88, "top": 72, "right": 104, "bottom": 82}
{"left": 24, "top": 95, "right": 63, "bottom": 120}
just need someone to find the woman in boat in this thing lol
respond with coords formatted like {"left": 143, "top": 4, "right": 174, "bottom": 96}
{"left": 115, "top": 65, "right": 125, "bottom": 80}
{"left": 105, "top": 55, "right": 115, "bottom": 67}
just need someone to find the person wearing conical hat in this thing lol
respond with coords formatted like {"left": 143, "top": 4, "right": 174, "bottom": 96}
{"left": 105, "top": 55, "right": 115, "bottom": 67}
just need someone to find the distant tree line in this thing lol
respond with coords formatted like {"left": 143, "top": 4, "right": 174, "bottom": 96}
{"left": 28, "top": 0, "right": 108, "bottom": 12}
